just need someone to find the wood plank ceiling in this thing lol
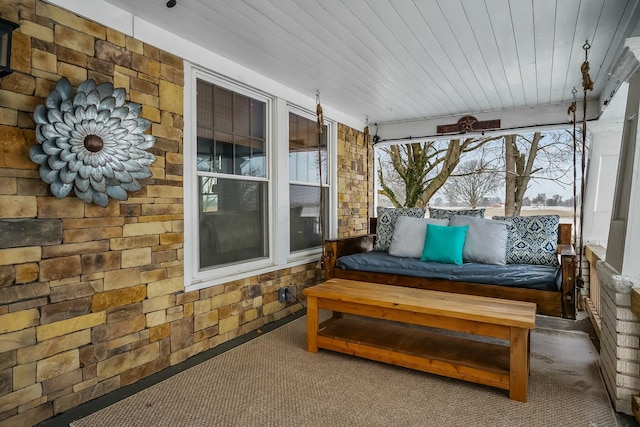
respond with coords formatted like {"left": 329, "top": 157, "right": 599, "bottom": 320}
{"left": 103, "top": 0, "right": 639, "bottom": 126}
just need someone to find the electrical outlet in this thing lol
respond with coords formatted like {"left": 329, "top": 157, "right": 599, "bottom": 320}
{"left": 278, "top": 285, "right": 296, "bottom": 303}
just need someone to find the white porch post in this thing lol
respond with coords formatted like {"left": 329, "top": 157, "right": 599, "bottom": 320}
{"left": 582, "top": 116, "right": 625, "bottom": 247}
{"left": 581, "top": 107, "right": 624, "bottom": 325}
{"left": 597, "top": 36, "right": 640, "bottom": 415}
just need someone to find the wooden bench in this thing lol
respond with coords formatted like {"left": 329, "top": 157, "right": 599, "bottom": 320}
{"left": 303, "top": 278, "right": 537, "bottom": 402}
{"left": 324, "top": 219, "right": 576, "bottom": 319}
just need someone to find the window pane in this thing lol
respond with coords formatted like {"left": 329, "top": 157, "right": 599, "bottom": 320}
{"left": 199, "top": 176, "right": 269, "bottom": 268}
{"left": 232, "top": 136, "right": 266, "bottom": 177}
{"left": 214, "top": 133, "right": 234, "bottom": 174}
{"left": 289, "top": 113, "right": 327, "bottom": 184}
{"left": 197, "top": 81, "right": 214, "bottom": 130}
{"left": 196, "top": 137, "right": 214, "bottom": 172}
{"left": 214, "top": 86, "right": 233, "bottom": 132}
{"left": 290, "top": 184, "right": 328, "bottom": 252}
{"left": 233, "top": 93, "right": 250, "bottom": 136}
{"left": 251, "top": 101, "right": 265, "bottom": 138}
{"left": 251, "top": 138, "right": 266, "bottom": 177}
{"left": 197, "top": 79, "right": 266, "bottom": 178}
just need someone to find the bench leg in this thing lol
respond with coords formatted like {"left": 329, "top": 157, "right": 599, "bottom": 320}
{"left": 528, "top": 330, "right": 531, "bottom": 376}
{"left": 306, "top": 296, "right": 319, "bottom": 353}
{"left": 509, "top": 327, "right": 529, "bottom": 402}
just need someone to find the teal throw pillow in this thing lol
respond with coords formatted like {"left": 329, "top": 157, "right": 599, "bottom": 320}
{"left": 420, "top": 224, "right": 469, "bottom": 265}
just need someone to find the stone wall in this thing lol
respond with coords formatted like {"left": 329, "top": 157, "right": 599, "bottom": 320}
{"left": 337, "top": 124, "right": 373, "bottom": 237}
{"left": 0, "top": 2, "right": 329, "bottom": 426}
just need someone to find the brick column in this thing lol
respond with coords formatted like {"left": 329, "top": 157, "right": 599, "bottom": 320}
{"left": 595, "top": 35, "right": 640, "bottom": 417}
{"left": 596, "top": 260, "right": 640, "bottom": 415}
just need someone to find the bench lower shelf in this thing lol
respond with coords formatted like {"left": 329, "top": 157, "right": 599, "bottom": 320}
{"left": 317, "top": 316, "right": 511, "bottom": 391}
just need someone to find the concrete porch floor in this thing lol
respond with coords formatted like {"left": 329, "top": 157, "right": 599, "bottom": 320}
{"left": 537, "top": 310, "right": 638, "bottom": 426}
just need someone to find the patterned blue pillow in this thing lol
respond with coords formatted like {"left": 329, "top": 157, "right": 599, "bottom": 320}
{"left": 491, "top": 215, "right": 559, "bottom": 266}
{"left": 374, "top": 207, "right": 426, "bottom": 251}
{"left": 428, "top": 208, "right": 485, "bottom": 220}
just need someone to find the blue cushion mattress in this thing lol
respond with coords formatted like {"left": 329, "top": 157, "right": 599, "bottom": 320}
{"left": 336, "top": 251, "right": 561, "bottom": 292}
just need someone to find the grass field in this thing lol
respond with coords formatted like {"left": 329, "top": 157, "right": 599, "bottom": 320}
{"left": 482, "top": 206, "right": 576, "bottom": 222}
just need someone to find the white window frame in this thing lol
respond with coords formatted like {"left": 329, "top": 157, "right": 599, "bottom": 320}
{"left": 184, "top": 63, "right": 337, "bottom": 291}
{"left": 286, "top": 106, "right": 334, "bottom": 262}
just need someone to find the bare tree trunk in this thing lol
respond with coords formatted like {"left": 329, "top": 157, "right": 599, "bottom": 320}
{"left": 417, "top": 139, "right": 461, "bottom": 206}
{"left": 505, "top": 135, "right": 516, "bottom": 216}
{"left": 514, "top": 132, "right": 542, "bottom": 215}
{"left": 504, "top": 132, "right": 543, "bottom": 216}
{"left": 468, "top": 177, "right": 478, "bottom": 208}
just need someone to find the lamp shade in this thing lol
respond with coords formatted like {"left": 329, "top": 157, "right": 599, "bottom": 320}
{"left": 0, "top": 16, "right": 19, "bottom": 77}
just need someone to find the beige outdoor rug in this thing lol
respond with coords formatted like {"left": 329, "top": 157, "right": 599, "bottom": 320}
{"left": 70, "top": 316, "right": 617, "bottom": 427}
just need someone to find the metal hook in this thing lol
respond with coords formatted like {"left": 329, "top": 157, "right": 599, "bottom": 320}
{"left": 583, "top": 40, "right": 591, "bottom": 61}
{"left": 571, "top": 87, "right": 577, "bottom": 101}
{"left": 365, "top": 115, "right": 369, "bottom": 127}
{"left": 372, "top": 123, "right": 380, "bottom": 144}
{"left": 316, "top": 90, "right": 320, "bottom": 105}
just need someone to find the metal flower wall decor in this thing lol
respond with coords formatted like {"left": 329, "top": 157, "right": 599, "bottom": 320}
{"left": 30, "top": 77, "right": 156, "bottom": 207}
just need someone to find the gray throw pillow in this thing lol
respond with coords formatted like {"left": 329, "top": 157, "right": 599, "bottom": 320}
{"left": 428, "top": 208, "right": 485, "bottom": 220}
{"left": 389, "top": 216, "right": 449, "bottom": 258}
{"left": 449, "top": 215, "right": 509, "bottom": 265}
{"left": 374, "top": 207, "right": 426, "bottom": 251}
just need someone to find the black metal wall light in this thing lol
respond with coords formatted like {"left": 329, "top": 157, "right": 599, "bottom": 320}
{"left": 0, "top": 15, "right": 19, "bottom": 77}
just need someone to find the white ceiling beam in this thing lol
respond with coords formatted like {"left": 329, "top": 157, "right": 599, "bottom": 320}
{"left": 375, "top": 100, "right": 601, "bottom": 143}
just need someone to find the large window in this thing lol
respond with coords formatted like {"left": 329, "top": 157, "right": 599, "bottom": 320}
{"left": 196, "top": 79, "right": 268, "bottom": 269}
{"left": 289, "top": 112, "right": 328, "bottom": 252}
{"left": 186, "top": 66, "right": 336, "bottom": 289}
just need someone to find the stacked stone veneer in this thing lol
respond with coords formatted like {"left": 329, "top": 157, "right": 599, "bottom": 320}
{"left": 337, "top": 124, "right": 373, "bottom": 238}
{"left": 596, "top": 260, "right": 640, "bottom": 415}
{"left": 0, "top": 2, "right": 359, "bottom": 426}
